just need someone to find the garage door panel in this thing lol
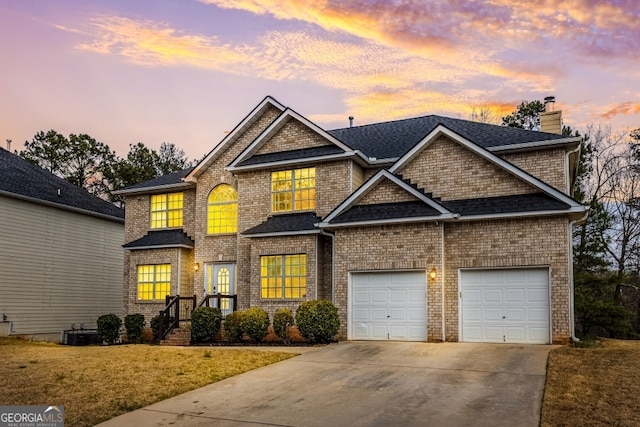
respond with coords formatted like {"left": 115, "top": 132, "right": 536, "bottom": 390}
{"left": 484, "top": 307, "right": 504, "bottom": 321}
{"left": 371, "top": 290, "right": 388, "bottom": 303}
{"left": 350, "top": 272, "right": 426, "bottom": 341}
{"left": 506, "top": 308, "right": 526, "bottom": 321}
{"left": 461, "top": 268, "right": 550, "bottom": 344}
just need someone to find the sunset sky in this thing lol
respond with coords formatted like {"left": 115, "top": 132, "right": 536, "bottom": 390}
{"left": 1, "top": 1, "right": 639, "bottom": 161}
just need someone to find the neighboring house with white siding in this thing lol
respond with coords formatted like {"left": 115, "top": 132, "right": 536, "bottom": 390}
{"left": 0, "top": 147, "right": 124, "bottom": 342}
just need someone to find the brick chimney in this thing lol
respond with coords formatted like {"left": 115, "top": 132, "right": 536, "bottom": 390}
{"left": 540, "top": 96, "right": 562, "bottom": 134}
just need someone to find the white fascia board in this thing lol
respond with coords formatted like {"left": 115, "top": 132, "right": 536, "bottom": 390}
{"left": 124, "top": 244, "right": 194, "bottom": 250}
{"left": 229, "top": 108, "right": 355, "bottom": 169}
{"left": 317, "top": 213, "right": 458, "bottom": 229}
{"left": 226, "top": 152, "right": 360, "bottom": 172}
{"left": 488, "top": 136, "right": 582, "bottom": 153}
{"left": 113, "top": 182, "right": 194, "bottom": 196}
{"left": 454, "top": 206, "right": 588, "bottom": 222}
{"left": 186, "top": 96, "right": 286, "bottom": 181}
{"left": 240, "top": 229, "right": 321, "bottom": 238}
{"left": 390, "top": 125, "right": 584, "bottom": 209}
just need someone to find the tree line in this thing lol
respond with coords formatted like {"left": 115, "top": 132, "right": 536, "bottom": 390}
{"left": 17, "top": 130, "right": 195, "bottom": 205}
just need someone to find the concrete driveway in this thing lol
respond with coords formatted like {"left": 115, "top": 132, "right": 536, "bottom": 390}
{"left": 98, "top": 341, "right": 554, "bottom": 427}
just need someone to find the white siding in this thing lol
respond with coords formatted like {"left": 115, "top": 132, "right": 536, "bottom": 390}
{"left": 0, "top": 195, "right": 124, "bottom": 336}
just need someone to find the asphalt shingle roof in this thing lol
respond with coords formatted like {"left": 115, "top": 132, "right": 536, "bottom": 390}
{"left": 122, "top": 229, "right": 194, "bottom": 249}
{"left": 327, "top": 193, "right": 570, "bottom": 224}
{"left": 120, "top": 167, "right": 194, "bottom": 191}
{"left": 243, "top": 212, "right": 321, "bottom": 235}
{"left": 0, "top": 148, "right": 124, "bottom": 220}
{"left": 330, "top": 201, "right": 442, "bottom": 224}
{"left": 441, "top": 193, "right": 571, "bottom": 216}
{"left": 327, "top": 115, "right": 568, "bottom": 160}
{"left": 237, "top": 146, "right": 345, "bottom": 167}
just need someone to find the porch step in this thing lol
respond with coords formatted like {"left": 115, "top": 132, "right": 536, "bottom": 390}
{"left": 160, "top": 328, "right": 191, "bottom": 346}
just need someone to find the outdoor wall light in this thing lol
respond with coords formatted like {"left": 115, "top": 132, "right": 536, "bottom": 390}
{"left": 194, "top": 262, "right": 200, "bottom": 272}
{"left": 429, "top": 267, "right": 437, "bottom": 280}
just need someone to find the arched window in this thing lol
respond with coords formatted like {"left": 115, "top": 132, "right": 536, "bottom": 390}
{"left": 207, "top": 184, "right": 238, "bottom": 234}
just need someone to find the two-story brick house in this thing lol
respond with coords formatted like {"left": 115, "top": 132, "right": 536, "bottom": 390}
{"left": 117, "top": 96, "right": 587, "bottom": 344}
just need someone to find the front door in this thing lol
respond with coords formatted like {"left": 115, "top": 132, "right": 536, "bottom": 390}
{"left": 205, "top": 263, "right": 235, "bottom": 316}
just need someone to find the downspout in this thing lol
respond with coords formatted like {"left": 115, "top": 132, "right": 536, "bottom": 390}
{"left": 441, "top": 221, "right": 446, "bottom": 342}
{"left": 320, "top": 230, "right": 336, "bottom": 304}
{"left": 565, "top": 142, "right": 581, "bottom": 196}
{"left": 177, "top": 249, "right": 182, "bottom": 296}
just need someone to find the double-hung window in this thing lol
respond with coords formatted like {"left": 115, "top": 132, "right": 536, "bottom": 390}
{"left": 271, "top": 167, "right": 315, "bottom": 212}
{"left": 137, "top": 264, "right": 171, "bottom": 301}
{"left": 150, "top": 192, "right": 183, "bottom": 229}
{"left": 260, "top": 254, "right": 307, "bottom": 299}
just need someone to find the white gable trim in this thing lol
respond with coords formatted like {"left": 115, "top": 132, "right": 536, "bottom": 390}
{"left": 227, "top": 108, "right": 366, "bottom": 170}
{"left": 389, "top": 125, "right": 585, "bottom": 210}
{"left": 320, "top": 169, "right": 454, "bottom": 225}
{"left": 185, "top": 96, "right": 286, "bottom": 182}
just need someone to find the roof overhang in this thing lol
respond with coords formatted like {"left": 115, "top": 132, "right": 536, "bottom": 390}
{"left": 112, "top": 182, "right": 194, "bottom": 196}
{"left": 487, "top": 136, "right": 582, "bottom": 154}
{"left": 240, "top": 229, "right": 321, "bottom": 238}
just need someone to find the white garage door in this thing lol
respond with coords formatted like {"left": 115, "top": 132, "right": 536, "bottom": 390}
{"left": 460, "top": 268, "right": 550, "bottom": 344}
{"left": 350, "top": 271, "right": 427, "bottom": 341}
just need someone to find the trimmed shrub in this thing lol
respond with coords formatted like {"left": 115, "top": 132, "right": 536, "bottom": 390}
{"left": 124, "top": 314, "right": 145, "bottom": 343}
{"left": 191, "top": 307, "right": 223, "bottom": 344}
{"left": 224, "top": 311, "right": 245, "bottom": 343}
{"left": 295, "top": 300, "right": 340, "bottom": 344}
{"left": 273, "top": 308, "right": 295, "bottom": 344}
{"left": 97, "top": 314, "right": 122, "bottom": 345}
{"left": 243, "top": 307, "right": 269, "bottom": 342}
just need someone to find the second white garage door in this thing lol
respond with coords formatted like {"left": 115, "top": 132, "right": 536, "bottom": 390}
{"left": 350, "top": 271, "right": 427, "bottom": 341}
{"left": 460, "top": 268, "right": 550, "bottom": 344}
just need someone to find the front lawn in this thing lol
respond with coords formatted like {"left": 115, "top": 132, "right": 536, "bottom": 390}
{"left": 0, "top": 338, "right": 296, "bottom": 426}
{"left": 541, "top": 339, "right": 640, "bottom": 426}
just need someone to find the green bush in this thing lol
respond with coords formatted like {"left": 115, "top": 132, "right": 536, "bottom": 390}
{"left": 295, "top": 300, "right": 340, "bottom": 344}
{"left": 124, "top": 314, "right": 145, "bottom": 343}
{"left": 273, "top": 308, "right": 294, "bottom": 344}
{"left": 97, "top": 314, "right": 122, "bottom": 345}
{"left": 191, "top": 307, "right": 223, "bottom": 344}
{"left": 224, "top": 311, "right": 245, "bottom": 342}
{"left": 150, "top": 315, "right": 160, "bottom": 342}
{"left": 243, "top": 307, "right": 270, "bottom": 342}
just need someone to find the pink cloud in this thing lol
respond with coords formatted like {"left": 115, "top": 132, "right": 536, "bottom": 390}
{"left": 601, "top": 102, "right": 640, "bottom": 120}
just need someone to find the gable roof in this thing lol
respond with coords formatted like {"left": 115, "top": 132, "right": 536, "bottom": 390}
{"left": 113, "top": 167, "right": 195, "bottom": 195}
{"left": 186, "top": 96, "right": 286, "bottom": 181}
{"left": 328, "top": 114, "right": 580, "bottom": 162}
{"left": 0, "top": 147, "right": 124, "bottom": 222}
{"left": 320, "top": 170, "right": 458, "bottom": 228}
{"left": 390, "top": 125, "right": 585, "bottom": 211}
{"left": 227, "top": 108, "right": 368, "bottom": 171}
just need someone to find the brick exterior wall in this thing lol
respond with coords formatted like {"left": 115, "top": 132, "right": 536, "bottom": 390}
{"left": 400, "top": 136, "right": 538, "bottom": 200}
{"left": 359, "top": 178, "right": 420, "bottom": 205}
{"left": 124, "top": 247, "right": 194, "bottom": 321}
{"left": 334, "top": 222, "right": 442, "bottom": 340}
{"left": 248, "top": 234, "right": 321, "bottom": 319}
{"left": 444, "top": 216, "right": 570, "bottom": 343}
{"left": 256, "top": 117, "right": 333, "bottom": 155}
{"left": 501, "top": 148, "right": 567, "bottom": 194}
